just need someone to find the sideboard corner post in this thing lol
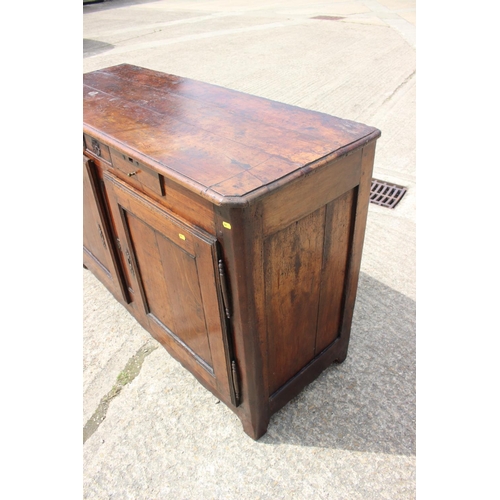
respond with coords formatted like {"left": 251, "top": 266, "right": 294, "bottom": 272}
{"left": 214, "top": 201, "right": 270, "bottom": 439}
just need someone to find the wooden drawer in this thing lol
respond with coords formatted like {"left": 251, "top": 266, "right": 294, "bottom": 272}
{"left": 110, "top": 149, "right": 165, "bottom": 197}
{"left": 83, "top": 134, "right": 112, "bottom": 164}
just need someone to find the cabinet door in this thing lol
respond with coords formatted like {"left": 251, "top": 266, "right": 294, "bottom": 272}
{"left": 83, "top": 156, "right": 128, "bottom": 302}
{"left": 103, "top": 172, "right": 237, "bottom": 405}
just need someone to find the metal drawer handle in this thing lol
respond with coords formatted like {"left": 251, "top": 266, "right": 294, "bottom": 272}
{"left": 127, "top": 171, "right": 137, "bottom": 177}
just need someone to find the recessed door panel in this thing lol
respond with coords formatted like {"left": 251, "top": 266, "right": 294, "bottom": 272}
{"left": 125, "top": 212, "right": 214, "bottom": 371}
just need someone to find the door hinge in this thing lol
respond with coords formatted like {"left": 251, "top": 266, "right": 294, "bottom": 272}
{"left": 97, "top": 224, "right": 107, "bottom": 249}
{"left": 231, "top": 360, "right": 240, "bottom": 404}
{"left": 218, "top": 259, "right": 231, "bottom": 319}
{"left": 125, "top": 248, "right": 135, "bottom": 276}
{"left": 116, "top": 238, "right": 122, "bottom": 251}
{"left": 217, "top": 255, "right": 239, "bottom": 405}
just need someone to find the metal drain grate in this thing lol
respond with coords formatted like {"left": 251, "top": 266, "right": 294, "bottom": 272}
{"left": 370, "top": 179, "right": 407, "bottom": 208}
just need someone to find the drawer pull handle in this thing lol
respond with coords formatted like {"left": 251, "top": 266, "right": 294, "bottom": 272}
{"left": 127, "top": 171, "right": 137, "bottom": 177}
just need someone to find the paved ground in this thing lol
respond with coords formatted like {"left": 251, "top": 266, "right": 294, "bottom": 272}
{"left": 83, "top": 1, "right": 416, "bottom": 498}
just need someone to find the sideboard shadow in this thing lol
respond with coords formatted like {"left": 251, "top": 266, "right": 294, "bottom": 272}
{"left": 260, "top": 272, "right": 416, "bottom": 456}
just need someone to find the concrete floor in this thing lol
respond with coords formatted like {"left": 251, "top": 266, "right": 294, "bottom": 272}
{"left": 83, "top": 1, "right": 416, "bottom": 498}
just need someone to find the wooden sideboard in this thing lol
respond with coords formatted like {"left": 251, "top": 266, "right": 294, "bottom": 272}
{"left": 83, "top": 64, "right": 381, "bottom": 439}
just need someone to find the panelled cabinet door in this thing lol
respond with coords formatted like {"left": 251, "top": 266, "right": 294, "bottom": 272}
{"left": 103, "top": 172, "right": 237, "bottom": 406}
{"left": 83, "top": 156, "right": 127, "bottom": 302}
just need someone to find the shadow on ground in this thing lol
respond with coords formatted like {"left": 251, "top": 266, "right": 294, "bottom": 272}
{"left": 84, "top": 0, "right": 164, "bottom": 13}
{"left": 260, "top": 272, "right": 416, "bottom": 456}
{"left": 84, "top": 39, "right": 115, "bottom": 58}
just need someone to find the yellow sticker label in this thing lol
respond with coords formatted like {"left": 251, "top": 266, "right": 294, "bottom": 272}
{"left": 222, "top": 221, "right": 232, "bottom": 230}
{"left": 178, "top": 233, "right": 186, "bottom": 240}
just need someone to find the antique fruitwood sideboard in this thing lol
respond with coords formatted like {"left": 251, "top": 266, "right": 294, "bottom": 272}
{"left": 83, "top": 64, "right": 381, "bottom": 439}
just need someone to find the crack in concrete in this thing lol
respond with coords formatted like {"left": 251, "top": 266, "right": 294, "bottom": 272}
{"left": 381, "top": 69, "right": 415, "bottom": 107}
{"left": 83, "top": 339, "right": 158, "bottom": 444}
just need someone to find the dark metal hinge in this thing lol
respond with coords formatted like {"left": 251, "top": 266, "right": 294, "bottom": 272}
{"left": 125, "top": 248, "right": 135, "bottom": 276}
{"left": 97, "top": 224, "right": 107, "bottom": 249}
{"left": 231, "top": 360, "right": 240, "bottom": 404}
{"left": 218, "top": 259, "right": 231, "bottom": 319}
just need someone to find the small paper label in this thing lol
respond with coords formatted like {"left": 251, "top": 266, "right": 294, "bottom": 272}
{"left": 223, "top": 222, "right": 232, "bottom": 230}
{"left": 178, "top": 233, "right": 186, "bottom": 240}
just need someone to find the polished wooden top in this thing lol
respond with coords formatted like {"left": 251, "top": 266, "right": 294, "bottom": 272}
{"left": 83, "top": 64, "right": 380, "bottom": 204}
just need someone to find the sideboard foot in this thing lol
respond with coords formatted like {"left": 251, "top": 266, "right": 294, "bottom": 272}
{"left": 333, "top": 349, "right": 349, "bottom": 364}
{"left": 241, "top": 415, "right": 270, "bottom": 441}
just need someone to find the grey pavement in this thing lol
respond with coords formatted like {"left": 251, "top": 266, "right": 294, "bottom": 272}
{"left": 83, "top": 1, "right": 416, "bottom": 498}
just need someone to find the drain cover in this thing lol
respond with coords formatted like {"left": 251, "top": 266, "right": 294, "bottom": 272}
{"left": 370, "top": 179, "right": 407, "bottom": 208}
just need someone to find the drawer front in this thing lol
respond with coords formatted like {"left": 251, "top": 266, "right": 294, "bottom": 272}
{"left": 84, "top": 134, "right": 112, "bottom": 164}
{"left": 83, "top": 143, "right": 216, "bottom": 234}
{"left": 110, "top": 149, "right": 165, "bottom": 197}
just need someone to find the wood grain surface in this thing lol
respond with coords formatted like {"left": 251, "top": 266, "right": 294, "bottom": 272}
{"left": 84, "top": 64, "right": 380, "bottom": 203}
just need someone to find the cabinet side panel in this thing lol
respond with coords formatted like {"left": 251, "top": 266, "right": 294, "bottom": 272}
{"left": 338, "top": 141, "right": 377, "bottom": 346}
{"left": 315, "top": 188, "right": 356, "bottom": 353}
{"left": 261, "top": 150, "right": 361, "bottom": 237}
{"left": 265, "top": 207, "right": 326, "bottom": 396}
